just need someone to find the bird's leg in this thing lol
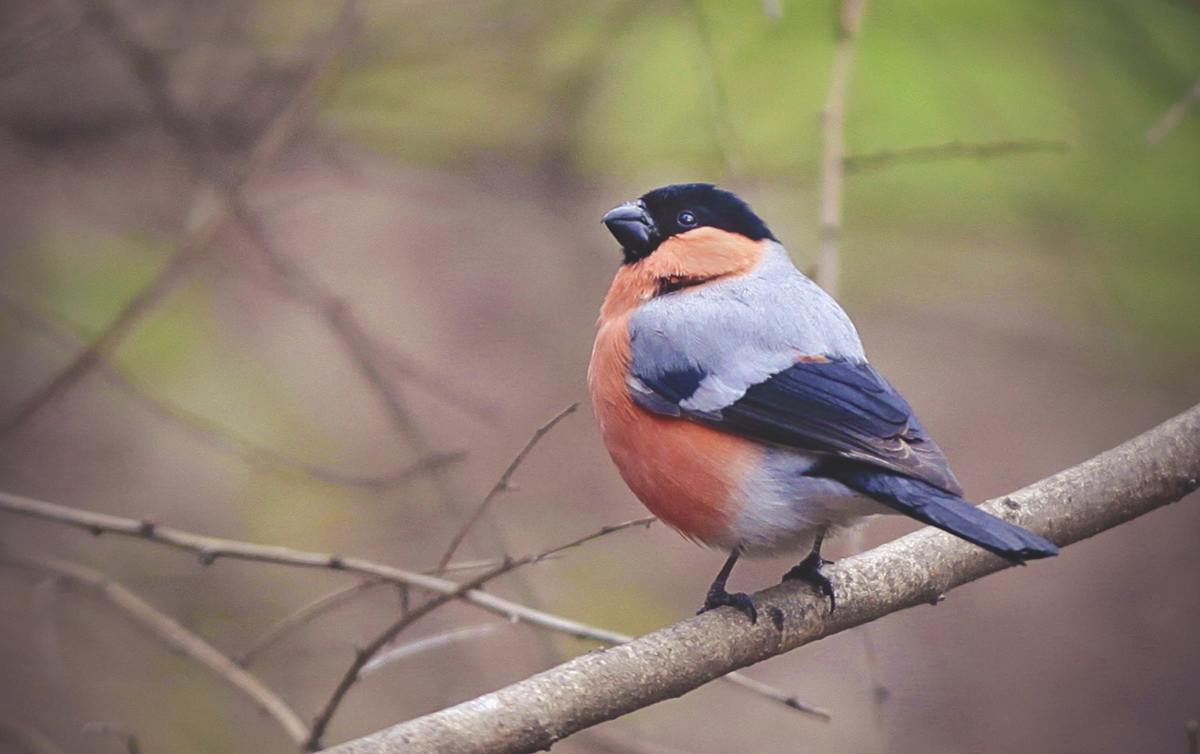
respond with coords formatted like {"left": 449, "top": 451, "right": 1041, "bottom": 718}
{"left": 783, "top": 526, "right": 836, "bottom": 612}
{"left": 697, "top": 547, "right": 757, "bottom": 624}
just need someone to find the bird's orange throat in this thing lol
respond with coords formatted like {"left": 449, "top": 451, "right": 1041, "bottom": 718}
{"left": 588, "top": 231, "right": 766, "bottom": 545}
{"left": 598, "top": 229, "right": 766, "bottom": 321}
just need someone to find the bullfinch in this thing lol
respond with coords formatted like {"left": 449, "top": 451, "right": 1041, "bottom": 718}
{"left": 589, "top": 183, "right": 1058, "bottom": 623}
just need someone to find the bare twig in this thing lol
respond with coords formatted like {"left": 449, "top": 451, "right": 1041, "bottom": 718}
{"left": 228, "top": 190, "right": 485, "bottom": 558}
{"left": 0, "top": 195, "right": 219, "bottom": 441}
{"left": 0, "top": 494, "right": 815, "bottom": 717}
{"left": 324, "top": 401, "right": 1200, "bottom": 754}
{"left": 0, "top": 0, "right": 360, "bottom": 443}
{"left": 438, "top": 555, "right": 563, "bottom": 573}
{"left": 436, "top": 404, "right": 578, "bottom": 573}
{"left": 239, "top": 579, "right": 385, "bottom": 668}
{"left": 82, "top": 722, "right": 142, "bottom": 754}
{"left": 31, "top": 576, "right": 67, "bottom": 685}
{"left": 2, "top": 554, "right": 309, "bottom": 747}
{"left": 843, "top": 138, "right": 1070, "bottom": 173}
{"left": 683, "top": 0, "right": 743, "bottom": 177}
{"left": 1147, "top": 77, "right": 1200, "bottom": 145}
{"left": 816, "top": 0, "right": 868, "bottom": 297}
{"left": 306, "top": 517, "right": 656, "bottom": 750}
{"left": 0, "top": 488, "right": 636, "bottom": 636}
{"left": 83, "top": 0, "right": 487, "bottom": 487}
{"left": 0, "top": 716, "right": 68, "bottom": 754}
{"left": 712, "top": 673, "right": 830, "bottom": 719}
{"left": 359, "top": 624, "right": 502, "bottom": 678}
{"left": 377, "top": 348, "right": 501, "bottom": 428}
{"left": 1, "top": 284, "right": 462, "bottom": 490}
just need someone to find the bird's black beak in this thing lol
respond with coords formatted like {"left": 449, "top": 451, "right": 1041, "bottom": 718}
{"left": 603, "top": 200, "right": 656, "bottom": 261}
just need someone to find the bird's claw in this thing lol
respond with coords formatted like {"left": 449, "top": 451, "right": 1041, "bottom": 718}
{"left": 783, "top": 552, "right": 836, "bottom": 613}
{"left": 698, "top": 586, "right": 758, "bottom": 624}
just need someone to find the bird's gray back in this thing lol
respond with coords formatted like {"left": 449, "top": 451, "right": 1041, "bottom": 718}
{"left": 628, "top": 242, "right": 865, "bottom": 415}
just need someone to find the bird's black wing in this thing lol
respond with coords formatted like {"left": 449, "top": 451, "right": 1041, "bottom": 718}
{"left": 645, "top": 358, "right": 965, "bottom": 497}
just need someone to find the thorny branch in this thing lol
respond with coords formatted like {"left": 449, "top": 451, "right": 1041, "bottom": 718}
{"left": 324, "top": 402, "right": 1200, "bottom": 754}
{"left": 1, "top": 553, "right": 309, "bottom": 746}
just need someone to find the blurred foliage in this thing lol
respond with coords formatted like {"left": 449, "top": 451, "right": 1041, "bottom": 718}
{"left": 293, "top": 0, "right": 1200, "bottom": 371}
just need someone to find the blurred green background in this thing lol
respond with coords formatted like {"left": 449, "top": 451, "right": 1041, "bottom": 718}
{"left": 1, "top": 1, "right": 1198, "bottom": 753}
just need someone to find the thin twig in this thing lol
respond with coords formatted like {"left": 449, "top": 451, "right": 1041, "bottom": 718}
{"left": 712, "top": 673, "right": 831, "bottom": 719}
{"left": 0, "top": 194, "right": 220, "bottom": 441}
{"left": 816, "top": 0, "right": 869, "bottom": 297}
{"left": 684, "top": 0, "right": 743, "bottom": 177}
{"left": 843, "top": 138, "right": 1070, "bottom": 173}
{"left": 359, "top": 624, "right": 502, "bottom": 678}
{"left": 228, "top": 194, "right": 486, "bottom": 556}
{"left": 1147, "top": 77, "right": 1200, "bottom": 145}
{"left": 0, "top": 715, "right": 68, "bottom": 754}
{"left": 306, "top": 517, "right": 656, "bottom": 750}
{"left": 438, "top": 554, "right": 563, "bottom": 573}
{"left": 377, "top": 348, "right": 501, "bottom": 428}
{"left": 436, "top": 404, "right": 578, "bottom": 573}
{"left": 82, "top": 722, "right": 142, "bottom": 754}
{"left": 239, "top": 579, "right": 386, "bottom": 668}
{"left": 84, "top": 0, "right": 486, "bottom": 499}
{"left": 2, "top": 286, "right": 463, "bottom": 490}
{"left": 0, "top": 0, "right": 360, "bottom": 443}
{"left": 0, "top": 493, "right": 818, "bottom": 717}
{"left": 2, "top": 553, "right": 309, "bottom": 747}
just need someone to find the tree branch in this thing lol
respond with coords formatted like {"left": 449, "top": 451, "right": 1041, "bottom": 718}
{"left": 2, "top": 554, "right": 309, "bottom": 747}
{"left": 0, "top": 489, "right": 827, "bottom": 719}
{"left": 0, "top": 0, "right": 359, "bottom": 442}
{"left": 0, "top": 284, "right": 463, "bottom": 491}
{"left": 305, "top": 517, "right": 658, "bottom": 750}
{"left": 1147, "top": 76, "right": 1200, "bottom": 146}
{"left": 843, "top": 138, "right": 1070, "bottom": 173}
{"left": 0, "top": 715, "right": 68, "bottom": 754}
{"left": 815, "top": 0, "right": 868, "bottom": 297}
{"left": 322, "top": 402, "right": 1200, "bottom": 754}
{"left": 436, "top": 404, "right": 578, "bottom": 573}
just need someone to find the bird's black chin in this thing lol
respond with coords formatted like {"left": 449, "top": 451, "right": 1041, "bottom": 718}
{"left": 602, "top": 200, "right": 658, "bottom": 263}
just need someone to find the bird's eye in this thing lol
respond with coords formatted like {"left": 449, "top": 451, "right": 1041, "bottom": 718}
{"left": 677, "top": 211, "right": 697, "bottom": 227}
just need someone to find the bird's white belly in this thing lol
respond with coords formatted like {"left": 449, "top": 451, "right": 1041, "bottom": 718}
{"left": 729, "top": 448, "right": 893, "bottom": 557}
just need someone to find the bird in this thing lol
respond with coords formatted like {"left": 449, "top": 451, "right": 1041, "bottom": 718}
{"left": 588, "top": 183, "right": 1059, "bottom": 624}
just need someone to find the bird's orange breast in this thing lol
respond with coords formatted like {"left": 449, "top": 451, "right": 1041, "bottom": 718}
{"left": 588, "top": 231, "right": 766, "bottom": 546}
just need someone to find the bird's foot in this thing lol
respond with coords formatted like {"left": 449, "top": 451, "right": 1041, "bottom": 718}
{"left": 783, "top": 551, "right": 836, "bottom": 613}
{"left": 697, "top": 585, "right": 757, "bottom": 624}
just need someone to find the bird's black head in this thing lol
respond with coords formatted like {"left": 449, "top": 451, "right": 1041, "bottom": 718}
{"left": 602, "top": 183, "right": 777, "bottom": 264}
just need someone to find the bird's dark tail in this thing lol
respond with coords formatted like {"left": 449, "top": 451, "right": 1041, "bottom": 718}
{"left": 827, "top": 465, "right": 1059, "bottom": 562}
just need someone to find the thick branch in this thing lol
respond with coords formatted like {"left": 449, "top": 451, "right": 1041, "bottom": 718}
{"left": 324, "top": 402, "right": 1200, "bottom": 754}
